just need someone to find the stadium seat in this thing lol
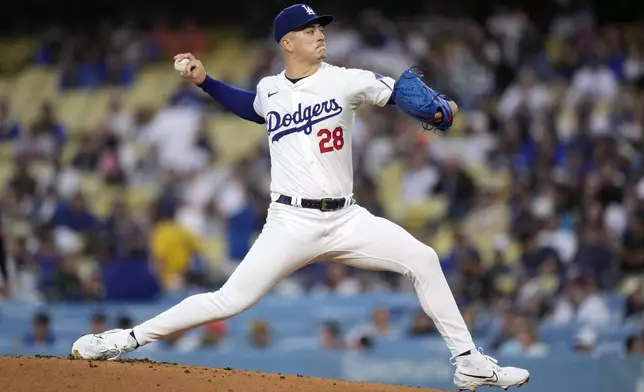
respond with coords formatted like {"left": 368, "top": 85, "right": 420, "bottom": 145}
{"left": 432, "top": 225, "right": 454, "bottom": 257}
{"left": 60, "top": 138, "right": 80, "bottom": 164}
{"left": 122, "top": 65, "right": 182, "bottom": 113}
{"left": 0, "top": 164, "right": 13, "bottom": 188}
{"left": 401, "top": 197, "right": 448, "bottom": 230}
{"left": 56, "top": 90, "right": 93, "bottom": 134}
{"left": 200, "top": 235, "right": 225, "bottom": 265}
{"left": 77, "top": 87, "right": 123, "bottom": 132}
{"left": 206, "top": 114, "right": 264, "bottom": 163}
{"left": 376, "top": 161, "right": 404, "bottom": 220}
{"left": 31, "top": 160, "right": 53, "bottom": 179}
{"left": 126, "top": 186, "right": 157, "bottom": 217}
{"left": 14, "top": 68, "right": 59, "bottom": 126}
{"left": 202, "top": 33, "right": 256, "bottom": 81}
{"left": 465, "top": 163, "right": 510, "bottom": 197}
{"left": 0, "top": 76, "right": 14, "bottom": 97}
{"left": 375, "top": 161, "right": 447, "bottom": 230}
{"left": 0, "top": 36, "right": 38, "bottom": 74}
{"left": 7, "top": 67, "right": 42, "bottom": 118}
{"left": 0, "top": 144, "right": 14, "bottom": 163}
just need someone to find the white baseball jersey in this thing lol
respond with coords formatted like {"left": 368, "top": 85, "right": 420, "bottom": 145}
{"left": 252, "top": 62, "right": 395, "bottom": 199}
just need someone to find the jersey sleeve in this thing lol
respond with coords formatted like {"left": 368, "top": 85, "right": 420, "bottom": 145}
{"left": 253, "top": 83, "right": 264, "bottom": 118}
{"left": 345, "top": 68, "right": 396, "bottom": 109}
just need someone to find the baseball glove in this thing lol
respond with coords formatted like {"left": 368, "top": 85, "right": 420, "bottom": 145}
{"left": 393, "top": 66, "right": 454, "bottom": 132}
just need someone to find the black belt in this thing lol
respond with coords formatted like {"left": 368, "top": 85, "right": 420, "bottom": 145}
{"left": 276, "top": 195, "right": 353, "bottom": 212}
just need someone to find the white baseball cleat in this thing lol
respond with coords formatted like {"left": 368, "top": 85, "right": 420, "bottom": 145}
{"left": 71, "top": 329, "right": 136, "bottom": 360}
{"left": 453, "top": 350, "right": 530, "bottom": 391}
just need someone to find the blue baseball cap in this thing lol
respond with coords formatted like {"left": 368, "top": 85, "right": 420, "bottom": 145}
{"left": 273, "top": 4, "right": 334, "bottom": 43}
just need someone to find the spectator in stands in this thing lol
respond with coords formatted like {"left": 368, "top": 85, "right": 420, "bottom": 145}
{"left": 319, "top": 321, "right": 345, "bottom": 350}
{"left": 34, "top": 227, "right": 64, "bottom": 300}
{"left": 518, "top": 231, "right": 562, "bottom": 280}
{"left": 456, "top": 251, "right": 495, "bottom": 306}
{"left": 71, "top": 135, "right": 99, "bottom": 172}
{"left": 353, "top": 178, "right": 384, "bottom": 217}
{"left": 152, "top": 321, "right": 227, "bottom": 352}
{"left": 571, "top": 326, "right": 597, "bottom": 355}
{"left": 516, "top": 257, "right": 562, "bottom": 317}
{"left": 192, "top": 118, "right": 215, "bottom": 161}
{"left": 103, "top": 198, "right": 142, "bottom": 255}
{"left": 347, "top": 307, "right": 400, "bottom": 347}
{"left": 573, "top": 226, "right": 616, "bottom": 289}
{"left": 407, "top": 310, "right": 437, "bottom": 336}
{"left": 354, "top": 335, "right": 375, "bottom": 351}
{"left": 97, "top": 132, "right": 127, "bottom": 186}
{"left": 624, "top": 279, "right": 644, "bottom": 327}
{"left": 462, "top": 186, "right": 512, "bottom": 258}
{"left": 153, "top": 330, "right": 191, "bottom": 351}
{"left": 116, "top": 315, "right": 134, "bottom": 330}
{"left": 441, "top": 227, "right": 480, "bottom": 279}
{"left": 103, "top": 51, "right": 135, "bottom": 87}
{"left": 488, "top": 309, "right": 523, "bottom": 351}
{"left": 214, "top": 160, "right": 260, "bottom": 268}
{"left": 20, "top": 312, "right": 56, "bottom": 347}
{"left": 53, "top": 254, "right": 86, "bottom": 301}
{"left": 50, "top": 191, "right": 100, "bottom": 234}
{"left": 498, "top": 317, "right": 549, "bottom": 357}
{"left": 509, "top": 188, "right": 537, "bottom": 240}
{"left": 242, "top": 48, "right": 276, "bottom": 91}
{"left": 489, "top": 238, "right": 519, "bottom": 297}
{"left": 5, "top": 234, "right": 41, "bottom": 300}
{"left": 434, "top": 156, "right": 476, "bottom": 219}
{"left": 169, "top": 80, "right": 206, "bottom": 108}
{"left": 248, "top": 319, "right": 271, "bottom": 349}
{"left": 537, "top": 214, "right": 578, "bottom": 265}
{"left": 7, "top": 156, "right": 37, "bottom": 207}
{"left": 548, "top": 275, "right": 611, "bottom": 327}
{"left": 626, "top": 335, "right": 644, "bottom": 355}
{"left": 400, "top": 147, "right": 439, "bottom": 205}
{"left": 198, "top": 321, "right": 228, "bottom": 349}
{"left": 88, "top": 312, "right": 107, "bottom": 335}
{"left": 621, "top": 211, "right": 644, "bottom": 273}
{"left": 149, "top": 203, "right": 204, "bottom": 292}
{"left": 19, "top": 102, "right": 65, "bottom": 160}
{"left": 100, "top": 232, "right": 161, "bottom": 301}
{"left": 497, "top": 67, "right": 551, "bottom": 121}
{"left": 34, "top": 25, "right": 67, "bottom": 66}
{"left": 0, "top": 98, "right": 20, "bottom": 142}
{"left": 462, "top": 305, "right": 490, "bottom": 338}
{"left": 59, "top": 59, "right": 83, "bottom": 90}
{"left": 567, "top": 52, "right": 619, "bottom": 106}
{"left": 310, "top": 263, "right": 361, "bottom": 296}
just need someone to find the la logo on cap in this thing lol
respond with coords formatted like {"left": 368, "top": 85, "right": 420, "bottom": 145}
{"left": 302, "top": 5, "right": 315, "bottom": 15}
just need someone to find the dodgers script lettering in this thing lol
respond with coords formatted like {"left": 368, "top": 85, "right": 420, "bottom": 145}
{"left": 266, "top": 99, "right": 343, "bottom": 142}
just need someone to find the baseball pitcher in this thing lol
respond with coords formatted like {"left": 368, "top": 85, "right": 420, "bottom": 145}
{"left": 72, "top": 5, "right": 529, "bottom": 391}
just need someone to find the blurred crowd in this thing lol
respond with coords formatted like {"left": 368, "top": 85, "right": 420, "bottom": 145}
{"left": 1, "top": 3, "right": 644, "bottom": 358}
{"left": 35, "top": 16, "right": 209, "bottom": 89}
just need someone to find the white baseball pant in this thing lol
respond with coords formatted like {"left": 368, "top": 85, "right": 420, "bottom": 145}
{"left": 132, "top": 200, "right": 476, "bottom": 357}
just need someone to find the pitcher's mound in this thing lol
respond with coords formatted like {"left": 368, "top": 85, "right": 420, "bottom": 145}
{"left": 0, "top": 356, "right": 445, "bottom": 392}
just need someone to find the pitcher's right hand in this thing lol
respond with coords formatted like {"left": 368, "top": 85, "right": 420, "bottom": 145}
{"left": 174, "top": 53, "right": 207, "bottom": 85}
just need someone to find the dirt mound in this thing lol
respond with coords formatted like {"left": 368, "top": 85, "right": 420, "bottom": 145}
{"left": 0, "top": 356, "right": 444, "bottom": 392}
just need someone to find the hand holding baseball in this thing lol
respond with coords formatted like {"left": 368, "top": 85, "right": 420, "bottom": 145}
{"left": 174, "top": 53, "right": 207, "bottom": 85}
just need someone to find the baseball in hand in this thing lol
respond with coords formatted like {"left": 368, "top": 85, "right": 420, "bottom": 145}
{"left": 174, "top": 58, "right": 191, "bottom": 72}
